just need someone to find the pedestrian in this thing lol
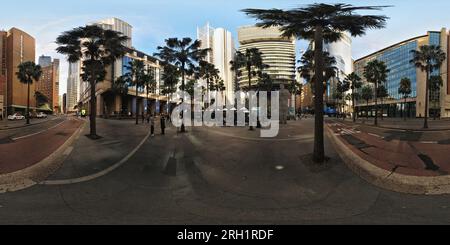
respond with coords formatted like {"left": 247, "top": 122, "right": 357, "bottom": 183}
{"left": 146, "top": 113, "right": 150, "bottom": 124}
{"left": 142, "top": 113, "right": 145, "bottom": 124}
{"left": 150, "top": 114, "right": 155, "bottom": 137}
{"left": 160, "top": 113, "right": 166, "bottom": 135}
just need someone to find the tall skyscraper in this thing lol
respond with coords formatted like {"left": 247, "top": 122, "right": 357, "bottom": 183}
{"left": 66, "top": 61, "right": 80, "bottom": 112}
{"left": 0, "top": 30, "right": 6, "bottom": 118}
{"left": 237, "top": 26, "right": 296, "bottom": 90}
{"left": 38, "top": 55, "right": 52, "bottom": 67}
{"left": 197, "top": 23, "right": 235, "bottom": 102}
{"left": 37, "top": 57, "right": 59, "bottom": 113}
{"left": 5, "top": 28, "right": 36, "bottom": 114}
{"left": 92, "top": 17, "right": 133, "bottom": 48}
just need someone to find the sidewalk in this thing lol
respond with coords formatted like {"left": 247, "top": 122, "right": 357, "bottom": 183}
{"left": 43, "top": 118, "right": 166, "bottom": 183}
{"left": 326, "top": 119, "right": 450, "bottom": 194}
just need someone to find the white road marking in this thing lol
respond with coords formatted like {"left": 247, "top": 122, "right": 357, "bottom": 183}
{"left": 368, "top": 133, "right": 383, "bottom": 138}
{"left": 420, "top": 141, "right": 438, "bottom": 144}
{"left": 63, "top": 146, "right": 74, "bottom": 156}
{"left": 12, "top": 120, "right": 66, "bottom": 141}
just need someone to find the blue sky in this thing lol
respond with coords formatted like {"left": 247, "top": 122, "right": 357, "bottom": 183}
{"left": 1, "top": 0, "right": 450, "bottom": 95}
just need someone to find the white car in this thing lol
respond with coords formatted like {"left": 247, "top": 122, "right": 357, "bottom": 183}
{"left": 8, "top": 113, "right": 25, "bottom": 120}
{"left": 36, "top": 112, "right": 47, "bottom": 118}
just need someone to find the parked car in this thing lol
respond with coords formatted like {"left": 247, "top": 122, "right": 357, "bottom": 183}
{"left": 36, "top": 112, "right": 47, "bottom": 118}
{"left": 7, "top": 113, "right": 25, "bottom": 120}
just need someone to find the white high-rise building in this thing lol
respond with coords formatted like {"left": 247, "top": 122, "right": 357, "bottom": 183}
{"left": 66, "top": 61, "right": 80, "bottom": 112}
{"left": 237, "top": 26, "right": 296, "bottom": 89}
{"left": 92, "top": 17, "right": 133, "bottom": 48}
{"left": 197, "top": 23, "right": 235, "bottom": 103}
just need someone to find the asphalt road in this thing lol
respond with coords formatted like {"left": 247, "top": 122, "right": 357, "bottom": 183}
{"left": 1, "top": 118, "right": 450, "bottom": 224}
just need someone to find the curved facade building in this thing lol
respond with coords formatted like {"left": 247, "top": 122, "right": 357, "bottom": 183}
{"left": 354, "top": 29, "right": 450, "bottom": 118}
{"left": 237, "top": 26, "right": 296, "bottom": 89}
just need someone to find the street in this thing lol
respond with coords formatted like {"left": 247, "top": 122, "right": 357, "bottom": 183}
{"left": 1, "top": 117, "right": 450, "bottom": 224}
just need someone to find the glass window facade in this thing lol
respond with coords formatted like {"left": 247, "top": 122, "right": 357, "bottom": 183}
{"left": 375, "top": 41, "right": 418, "bottom": 100}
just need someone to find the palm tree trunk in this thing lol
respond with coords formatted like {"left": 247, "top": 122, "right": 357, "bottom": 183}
{"left": 313, "top": 25, "right": 325, "bottom": 164}
{"left": 352, "top": 90, "right": 356, "bottom": 122}
{"left": 247, "top": 65, "right": 254, "bottom": 131}
{"left": 424, "top": 71, "right": 429, "bottom": 129}
{"left": 135, "top": 88, "right": 139, "bottom": 125}
{"left": 89, "top": 79, "right": 97, "bottom": 137}
{"left": 181, "top": 65, "right": 186, "bottom": 133}
{"left": 374, "top": 82, "right": 378, "bottom": 126}
{"left": 366, "top": 100, "right": 369, "bottom": 120}
{"left": 404, "top": 97, "right": 407, "bottom": 121}
{"left": 26, "top": 81, "right": 30, "bottom": 125}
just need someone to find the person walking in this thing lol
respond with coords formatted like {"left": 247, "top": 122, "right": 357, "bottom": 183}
{"left": 146, "top": 113, "right": 150, "bottom": 124}
{"left": 150, "top": 114, "right": 155, "bottom": 137}
{"left": 160, "top": 113, "right": 166, "bottom": 135}
{"left": 141, "top": 113, "right": 145, "bottom": 124}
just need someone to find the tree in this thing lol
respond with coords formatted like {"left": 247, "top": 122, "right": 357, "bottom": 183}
{"left": 111, "top": 76, "right": 129, "bottom": 119}
{"left": 143, "top": 67, "right": 156, "bottom": 115}
{"left": 363, "top": 60, "right": 389, "bottom": 126}
{"left": 377, "top": 85, "right": 388, "bottom": 120}
{"left": 411, "top": 45, "right": 446, "bottom": 128}
{"left": 361, "top": 85, "right": 373, "bottom": 120}
{"left": 335, "top": 79, "right": 350, "bottom": 119}
{"left": 287, "top": 80, "right": 303, "bottom": 117}
{"left": 344, "top": 72, "right": 362, "bottom": 122}
{"left": 154, "top": 37, "right": 208, "bottom": 133}
{"left": 398, "top": 77, "right": 412, "bottom": 121}
{"left": 198, "top": 60, "right": 220, "bottom": 107}
{"left": 160, "top": 64, "right": 180, "bottom": 115}
{"left": 120, "top": 60, "right": 146, "bottom": 125}
{"left": 16, "top": 61, "right": 42, "bottom": 124}
{"left": 298, "top": 50, "right": 337, "bottom": 96}
{"left": 429, "top": 75, "right": 443, "bottom": 120}
{"left": 243, "top": 3, "right": 388, "bottom": 163}
{"left": 229, "top": 48, "right": 266, "bottom": 130}
{"left": 35, "top": 91, "right": 49, "bottom": 107}
{"left": 56, "top": 25, "right": 128, "bottom": 138}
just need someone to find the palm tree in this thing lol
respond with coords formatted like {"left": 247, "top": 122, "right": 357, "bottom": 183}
{"left": 377, "top": 85, "right": 388, "bottom": 120}
{"left": 429, "top": 75, "right": 443, "bottom": 120}
{"left": 336, "top": 79, "right": 350, "bottom": 119}
{"left": 411, "top": 45, "right": 446, "bottom": 128}
{"left": 154, "top": 38, "right": 208, "bottom": 133}
{"left": 120, "top": 60, "right": 146, "bottom": 125}
{"left": 344, "top": 72, "right": 362, "bottom": 122}
{"left": 56, "top": 25, "right": 128, "bottom": 138}
{"left": 298, "top": 50, "right": 337, "bottom": 96}
{"left": 111, "top": 76, "right": 129, "bottom": 119}
{"left": 243, "top": 3, "right": 388, "bottom": 163}
{"left": 363, "top": 60, "right": 389, "bottom": 126}
{"left": 229, "top": 48, "right": 266, "bottom": 130}
{"left": 143, "top": 67, "right": 156, "bottom": 115}
{"left": 398, "top": 77, "right": 412, "bottom": 121}
{"left": 287, "top": 80, "right": 303, "bottom": 117}
{"left": 198, "top": 60, "right": 220, "bottom": 107}
{"left": 160, "top": 64, "right": 180, "bottom": 115}
{"left": 361, "top": 85, "right": 373, "bottom": 120}
{"left": 16, "top": 61, "right": 42, "bottom": 124}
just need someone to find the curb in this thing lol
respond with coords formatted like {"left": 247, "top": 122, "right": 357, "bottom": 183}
{"left": 326, "top": 125, "right": 450, "bottom": 195}
{"left": 0, "top": 119, "right": 86, "bottom": 193}
{"left": 0, "top": 117, "right": 60, "bottom": 131}
{"left": 341, "top": 119, "right": 450, "bottom": 132}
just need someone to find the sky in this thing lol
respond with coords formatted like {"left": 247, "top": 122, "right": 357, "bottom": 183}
{"left": 1, "top": 0, "right": 450, "bottom": 95}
